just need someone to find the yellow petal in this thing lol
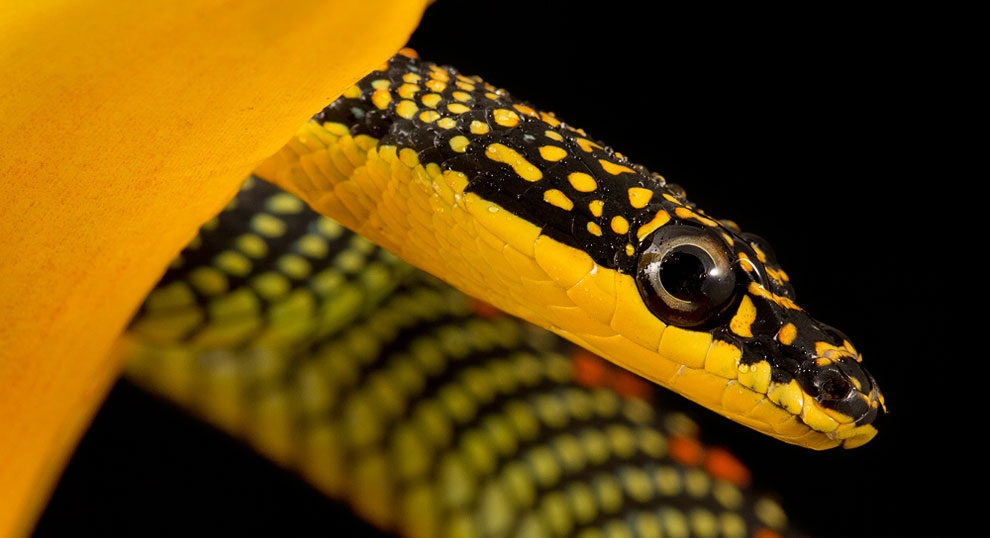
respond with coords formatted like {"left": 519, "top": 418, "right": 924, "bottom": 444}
{"left": 0, "top": 1, "right": 425, "bottom": 536}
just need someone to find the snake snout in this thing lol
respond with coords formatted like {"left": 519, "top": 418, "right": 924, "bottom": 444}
{"left": 798, "top": 355, "right": 882, "bottom": 426}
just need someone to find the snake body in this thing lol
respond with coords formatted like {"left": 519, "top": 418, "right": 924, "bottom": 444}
{"left": 120, "top": 49, "right": 886, "bottom": 537}
{"left": 124, "top": 178, "right": 794, "bottom": 538}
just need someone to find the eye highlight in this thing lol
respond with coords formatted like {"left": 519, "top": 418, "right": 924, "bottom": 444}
{"left": 636, "top": 224, "right": 738, "bottom": 327}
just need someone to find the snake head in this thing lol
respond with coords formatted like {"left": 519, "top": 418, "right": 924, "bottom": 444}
{"left": 633, "top": 190, "right": 885, "bottom": 448}
{"left": 268, "top": 51, "right": 885, "bottom": 450}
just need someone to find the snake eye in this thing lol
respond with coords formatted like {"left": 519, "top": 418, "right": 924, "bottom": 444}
{"left": 636, "top": 224, "right": 738, "bottom": 327}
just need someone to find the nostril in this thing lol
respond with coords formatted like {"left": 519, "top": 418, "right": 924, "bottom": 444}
{"left": 820, "top": 373, "right": 852, "bottom": 400}
{"left": 797, "top": 359, "right": 878, "bottom": 424}
{"left": 808, "top": 366, "right": 855, "bottom": 404}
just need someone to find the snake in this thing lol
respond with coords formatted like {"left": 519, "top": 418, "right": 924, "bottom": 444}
{"left": 120, "top": 49, "right": 884, "bottom": 537}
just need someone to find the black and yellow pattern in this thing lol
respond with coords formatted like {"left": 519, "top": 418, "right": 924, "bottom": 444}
{"left": 129, "top": 177, "right": 413, "bottom": 353}
{"left": 124, "top": 178, "right": 795, "bottom": 538}
{"left": 255, "top": 50, "right": 883, "bottom": 449}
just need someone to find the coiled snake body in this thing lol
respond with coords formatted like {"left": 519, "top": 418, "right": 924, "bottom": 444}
{"left": 122, "top": 50, "right": 884, "bottom": 537}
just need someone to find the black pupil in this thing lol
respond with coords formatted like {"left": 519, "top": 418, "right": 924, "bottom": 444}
{"left": 659, "top": 250, "right": 708, "bottom": 302}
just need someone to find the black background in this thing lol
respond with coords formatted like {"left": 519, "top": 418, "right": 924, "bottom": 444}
{"left": 36, "top": 3, "right": 974, "bottom": 537}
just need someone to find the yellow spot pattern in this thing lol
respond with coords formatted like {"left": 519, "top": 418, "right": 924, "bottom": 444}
{"left": 540, "top": 112, "right": 562, "bottom": 127}
{"left": 610, "top": 216, "right": 629, "bottom": 235}
{"left": 674, "top": 207, "right": 719, "bottom": 227}
{"left": 235, "top": 234, "right": 267, "bottom": 258}
{"left": 493, "top": 109, "right": 520, "bottom": 127}
{"left": 599, "top": 160, "right": 635, "bottom": 175}
{"left": 750, "top": 243, "right": 768, "bottom": 263}
{"left": 395, "top": 100, "right": 418, "bottom": 119}
{"left": 371, "top": 89, "right": 391, "bottom": 110}
{"left": 588, "top": 200, "right": 604, "bottom": 217}
{"left": 342, "top": 85, "right": 362, "bottom": 99}
{"left": 575, "top": 138, "right": 602, "bottom": 152}
{"left": 636, "top": 211, "right": 670, "bottom": 241}
{"left": 214, "top": 250, "right": 252, "bottom": 276}
{"left": 777, "top": 323, "right": 797, "bottom": 345}
{"left": 420, "top": 93, "right": 442, "bottom": 108}
{"left": 748, "top": 282, "right": 801, "bottom": 311}
{"left": 428, "top": 66, "right": 449, "bottom": 82}
{"left": 543, "top": 189, "right": 574, "bottom": 211}
{"left": 628, "top": 187, "right": 653, "bottom": 208}
{"left": 469, "top": 120, "right": 489, "bottom": 135}
{"left": 539, "top": 146, "right": 567, "bottom": 162}
{"left": 397, "top": 83, "right": 419, "bottom": 99}
{"left": 567, "top": 172, "right": 597, "bottom": 192}
{"left": 449, "top": 135, "right": 469, "bottom": 153}
{"left": 189, "top": 266, "right": 228, "bottom": 296}
{"left": 729, "top": 295, "right": 756, "bottom": 338}
{"left": 485, "top": 144, "right": 543, "bottom": 182}
{"left": 266, "top": 193, "right": 304, "bottom": 213}
{"left": 250, "top": 214, "right": 286, "bottom": 237}
{"left": 513, "top": 104, "right": 539, "bottom": 118}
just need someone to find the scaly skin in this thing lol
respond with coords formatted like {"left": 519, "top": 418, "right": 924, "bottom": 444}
{"left": 254, "top": 49, "right": 884, "bottom": 449}
{"left": 123, "top": 177, "right": 797, "bottom": 538}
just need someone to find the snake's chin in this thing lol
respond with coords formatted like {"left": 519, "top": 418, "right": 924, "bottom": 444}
{"left": 837, "top": 424, "right": 879, "bottom": 449}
